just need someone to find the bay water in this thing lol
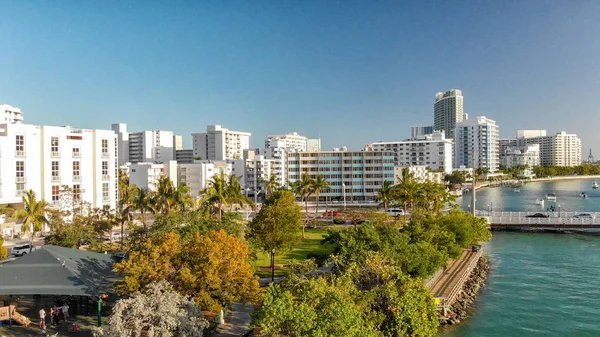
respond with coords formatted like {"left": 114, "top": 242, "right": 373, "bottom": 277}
{"left": 441, "top": 178, "right": 600, "bottom": 336}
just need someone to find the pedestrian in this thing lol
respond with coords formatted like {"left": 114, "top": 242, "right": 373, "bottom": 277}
{"left": 49, "top": 306, "right": 54, "bottom": 325}
{"left": 62, "top": 303, "right": 70, "bottom": 322}
{"left": 39, "top": 307, "right": 46, "bottom": 328}
{"left": 53, "top": 304, "right": 60, "bottom": 324}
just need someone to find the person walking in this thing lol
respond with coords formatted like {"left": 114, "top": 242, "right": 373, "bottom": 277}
{"left": 39, "top": 307, "right": 46, "bottom": 328}
{"left": 49, "top": 306, "right": 54, "bottom": 325}
{"left": 53, "top": 304, "right": 60, "bottom": 325}
{"left": 62, "top": 303, "right": 70, "bottom": 322}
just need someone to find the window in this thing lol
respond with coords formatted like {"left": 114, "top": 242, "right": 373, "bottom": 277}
{"left": 51, "top": 161, "right": 59, "bottom": 178}
{"left": 51, "top": 136, "right": 59, "bottom": 153}
{"left": 102, "top": 183, "right": 109, "bottom": 200}
{"left": 102, "top": 161, "right": 108, "bottom": 175}
{"left": 16, "top": 135, "right": 24, "bottom": 152}
{"left": 52, "top": 185, "right": 60, "bottom": 202}
{"left": 16, "top": 183, "right": 25, "bottom": 194}
{"left": 72, "top": 147, "right": 81, "bottom": 157}
{"left": 73, "top": 161, "right": 80, "bottom": 177}
{"left": 16, "top": 161, "right": 24, "bottom": 178}
{"left": 73, "top": 184, "right": 81, "bottom": 201}
{"left": 101, "top": 139, "right": 109, "bottom": 154}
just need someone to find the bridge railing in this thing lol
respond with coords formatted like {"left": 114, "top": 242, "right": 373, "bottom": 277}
{"left": 477, "top": 210, "right": 600, "bottom": 218}
{"left": 488, "top": 216, "right": 600, "bottom": 226}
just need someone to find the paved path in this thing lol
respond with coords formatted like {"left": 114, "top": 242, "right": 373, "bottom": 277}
{"left": 213, "top": 303, "right": 255, "bottom": 337}
{"left": 430, "top": 249, "right": 475, "bottom": 298}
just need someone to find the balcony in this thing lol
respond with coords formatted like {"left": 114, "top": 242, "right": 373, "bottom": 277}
{"left": 102, "top": 196, "right": 111, "bottom": 202}
{"left": 101, "top": 152, "right": 110, "bottom": 158}
{"left": 15, "top": 151, "right": 25, "bottom": 157}
{"left": 15, "top": 177, "right": 26, "bottom": 183}
{"left": 51, "top": 176, "right": 61, "bottom": 183}
{"left": 73, "top": 175, "right": 81, "bottom": 182}
{"left": 72, "top": 152, "right": 81, "bottom": 158}
{"left": 16, "top": 190, "right": 26, "bottom": 197}
{"left": 102, "top": 174, "right": 110, "bottom": 181}
{"left": 51, "top": 151, "right": 60, "bottom": 158}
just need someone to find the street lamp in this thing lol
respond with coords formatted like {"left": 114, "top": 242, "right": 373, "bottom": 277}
{"left": 558, "top": 204, "right": 561, "bottom": 218}
{"left": 270, "top": 248, "right": 276, "bottom": 282}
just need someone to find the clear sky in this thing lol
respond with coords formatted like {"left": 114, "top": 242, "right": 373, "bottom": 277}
{"left": 1, "top": 1, "right": 599, "bottom": 153}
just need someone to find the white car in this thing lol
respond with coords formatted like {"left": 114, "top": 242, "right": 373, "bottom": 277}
{"left": 387, "top": 209, "right": 405, "bottom": 217}
{"left": 11, "top": 244, "right": 40, "bottom": 257}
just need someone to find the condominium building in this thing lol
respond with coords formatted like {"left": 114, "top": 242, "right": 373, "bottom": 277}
{"left": 287, "top": 150, "right": 395, "bottom": 201}
{"left": 244, "top": 151, "right": 285, "bottom": 199}
{"left": 173, "top": 135, "right": 184, "bottom": 150}
{"left": 177, "top": 160, "right": 245, "bottom": 198}
{"left": 411, "top": 125, "right": 434, "bottom": 139}
{"left": 454, "top": 116, "right": 500, "bottom": 173}
{"left": 394, "top": 166, "right": 444, "bottom": 184}
{"left": 501, "top": 130, "right": 581, "bottom": 167}
{"left": 175, "top": 149, "right": 194, "bottom": 164}
{"left": 0, "top": 104, "right": 24, "bottom": 124}
{"left": 306, "top": 138, "right": 322, "bottom": 152}
{"left": 129, "top": 161, "right": 178, "bottom": 192}
{"left": 0, "top": 123, "right": 118, "bottom": 210}
{"left": 265, "top": 132, "right": 307, "bottom": 154}
{"left": 111, "top": 123, "right": 174, "bottom": 165}
{"left": 370, "top": 131, "right": 454, "bottom": 174}
{"left": 434, "top": 89, "right": 464, "bottom": 139}
{"left": 500, "top": 144, "right": 540, "bottom": 169}
{"left": 192, "top": 125, "right": 251, "bottom": 161}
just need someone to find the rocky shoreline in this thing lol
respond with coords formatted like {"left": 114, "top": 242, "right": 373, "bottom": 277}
{"left": 440, "top": 257, "right": 490, "bottom": 325}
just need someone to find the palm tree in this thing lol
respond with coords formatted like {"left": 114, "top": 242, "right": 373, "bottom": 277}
{"left": 310, "top": 174, "right": 330, "bottom": 218}
{"left": 14, "top": 190, "right": 49, "bottom": 253}
{"left": 377, "top": 180, "right": 394, "bottom": 212}
{"left": 226, "top": 175, "right": 254, "bottom": 211}
{"left": 298, "top": 173, "right": 314, "bottom": 239}
{"left": 152, "top": 176, "right": 178, "bottom": 215}
{"left": 202, "top": 172, "right": 228, "bottom": 219}
{"left": 132, "top": 187, "right": 154, "bottom": 227}
{"left": 260, "top": 174, "right": 280, "bottom": 199}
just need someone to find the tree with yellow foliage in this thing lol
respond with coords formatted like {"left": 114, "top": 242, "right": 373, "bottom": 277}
{"left": 115, "top": 230, "right": 261, "bottom": 312}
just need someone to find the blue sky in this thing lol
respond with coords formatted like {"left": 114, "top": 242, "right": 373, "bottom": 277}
{"left": 1, "top": 1, "right": 599, "bottom": 153}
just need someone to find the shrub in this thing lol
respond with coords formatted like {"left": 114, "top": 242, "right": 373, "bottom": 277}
{"left": 333, "top": 218, "right": 346, "bottom": 225}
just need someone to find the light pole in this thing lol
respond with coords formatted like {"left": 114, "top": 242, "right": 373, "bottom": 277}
{"left": 342, "top": 183, "right": 347, "bottom": 210}
{"left": 270, "top": 248, "right": 276, "bottom": 282}
{"left": 491, "top": 201, "right": 493, "bottom": 215}
{"left": 558, "top": 204, "right": 561, "bottom": 218}
{"left": 29, "top": 223, "right": 33, "bottom": 253}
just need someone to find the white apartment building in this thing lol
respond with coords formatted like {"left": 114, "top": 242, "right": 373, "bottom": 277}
{"left": 434, "top": 89, "right": 464, "bottom": 139}
{"left": 500, "top": 144, "right": 540, "bottom": 169}
{"left": 265, "top": 132, "right": 307, "bottom": 153}
{"left": 177, "top": 160, "right": 244, "bottom": 198}
{"left": 0, "top": 104, "right": 24, "bottom": 124}
{"left": 244, "top": 151, "right": 285, "bottom": 199}
{"left": 173, "top": 135, "right": 184, "bottom": 150}
{"left": 370, "top": 131, "right": 454, "bottom": 174}
{"left": 306, "top": 138, "right": 322, "bottom": 152}
{"left": 192, "top": 125, "right": 251, "bottom": 161}
{"left": 500, "top": 130, "right": 582, "bottom": 167}
{"left": 454, "top": 116, "right": 500, "bottom": 173}
{"left": 0, "top": 123, "right": 118, "bottom": 210}
{"left": 411, "top": 125, "right": 434, "bottom": 139}
{"left": 111, "top": 123, "right": 175, "bottom": 165}
{"left": 394, "top": 166, "right": 444, "bottom": 184}
{"left": 129, "top": 161, "right": 178, "bottom": 192}
{"left": 287, "top": 150, "right": 395, "bottom": 201}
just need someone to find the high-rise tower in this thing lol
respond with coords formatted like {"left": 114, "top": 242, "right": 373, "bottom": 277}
{"left": 434, "top": 89, "right": 464, "bottom": 139}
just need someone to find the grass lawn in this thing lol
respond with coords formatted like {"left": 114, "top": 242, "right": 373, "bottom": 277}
{"left": 251, "top": 227, "right": 335, "bottom": 278}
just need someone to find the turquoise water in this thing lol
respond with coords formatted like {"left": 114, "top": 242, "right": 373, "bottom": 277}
{"left": 442, "top": 179, "right": 600, "bottom": 337}
{"left": 457, "top": 178, "right": 600, "bottom": 212}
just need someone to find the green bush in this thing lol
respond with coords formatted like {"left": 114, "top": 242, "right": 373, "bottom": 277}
{"left": 333, "top": 218, "right": 346, "bottom": 225}
{"left": 306, "top": 252, "right": 330, "bottom": 267}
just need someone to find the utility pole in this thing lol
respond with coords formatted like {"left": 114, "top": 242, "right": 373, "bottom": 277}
{"left": 471, "top": 150, "right": 478, "bottom": 217}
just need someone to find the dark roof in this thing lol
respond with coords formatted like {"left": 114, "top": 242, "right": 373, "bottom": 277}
{"left": 0, "top": 245, "right": 119, "bottom": 296}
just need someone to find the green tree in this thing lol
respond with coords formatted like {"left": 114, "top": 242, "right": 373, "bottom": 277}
{"left": 0, "top": 236, "right": 7, "bottom": 260}
{"left": 298, "top": 173, "right": 314, "bottom": 238}
{"left": 246, "top": 190, "right": 302, "bottom": 253}
{"left": 254, "top": 276, "right": 379, "bottom": 337}
{"left": 132, "top": 186, "right": 154, "bottom": 231}
{"left": 14, "top": 190, "right": 49, "bottom": 237}
{"left": 260, "top": 174, "right": 280, "bottom": 199}
{"left": 200, "top": 173, "right": 228, "bottom": 219}
{"left": 377, "top": 180, "right": 394, "bottom": 212}
{"left": 310, "top": 174, "right": 330, "bottom": 218}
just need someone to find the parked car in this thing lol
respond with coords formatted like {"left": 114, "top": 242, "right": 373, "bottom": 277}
{"left": 322, "top": 211, "right": 340, "bottom": 217}
{"left": 11, "top": 244, "right": 40, "bottom": 257}
{"left": 573, "top": 213, "right": 594, "bottom": 219}
{"left": 526, "top": 213, "right": 549, "bottom": 218}
{"left": 387, "top": 209, "right": 405, "bottom": 217}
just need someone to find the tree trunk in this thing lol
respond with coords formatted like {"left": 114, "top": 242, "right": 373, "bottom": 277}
{"left": 302, "top": 199, "right": 308, "bottom": 239}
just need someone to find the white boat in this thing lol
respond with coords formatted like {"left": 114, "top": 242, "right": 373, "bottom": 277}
{"left": 514, "top": 188, "right": 520, "bottom": 193}
{"left": 535, "top": 199, "right": 545, "bottom": 205}
{"left": 581, "top": 192, "right": 588, "bottom": 198}
{"left": 546, "top": 193, "right": 557, "bottom": 201}
{"left": 593, "top": 181, "right": 599, "bottom": 189}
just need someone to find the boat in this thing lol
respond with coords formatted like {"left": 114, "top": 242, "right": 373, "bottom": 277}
{"left": 581, "top": 192, "right": 588, "bottom": 198}
{"left": 514, "top": 188, "right": 520, "bottom": 193}
{"left": 593, "top": 181, "right": 599, "bottom": 189}
{"left": 535, "top": 199, "right": 545, "bottom": 205}
{"left": 546, "top": 193, "right": 557, "bottom": 201}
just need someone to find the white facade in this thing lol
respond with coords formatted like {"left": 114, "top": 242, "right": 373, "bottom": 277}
{"left": 192, "top": 125, "right": 251, "bottom": 161}
{"left": 0, "top": 123, "right": 118, "bottom": 209}
{"left": 394, "top": 166, "right": 444, "bottom": 184}
{"left": 111, "top": 123, "right": 174, "bottom": 165}
{"left": 287, "top": 150, "right": 395, "bottom": 201}
{"left": 370, "top": 131, "right": 454, "bottom": 174}
{"left": 129, "top": 161, "right": 178, "bottom": 192}
{"left": 177, "top": 160, "right": 243, "bottom": 198}
{"left": 500, "top": 144, "right": 540, "bottom": 169}
{"left": 411, "top": 125, "right": 434, "bottom": 139}
{"left": 264, "top": 132, "right": 307, "bottom": 153}
{"left": 306, "top": 138, "right": 322, "bottom": 152}
{"left": 0, "top": 104, "right": 24, "bottom": 124}
{"left": 173, "top": 135, "right": 184, "bottom": 150}
{"left": 244, "top": 151, "right": 285, "bottom": 197}
{"left": 502, "top": 131, "right": 582, "bottom": 167}
{"left": 434, "top": 89, "right": 464, "bottom": 139}
{"left": 454, "top": 116, "right": 500, "bottom": 173}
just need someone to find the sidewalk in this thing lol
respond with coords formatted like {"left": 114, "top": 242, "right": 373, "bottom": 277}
{"left": 213, "top": 303, "right": 255, "bottom": 337}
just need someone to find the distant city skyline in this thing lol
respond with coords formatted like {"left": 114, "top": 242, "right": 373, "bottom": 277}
{"left": 1, "top": 1, "right": 599, "bottom": 153}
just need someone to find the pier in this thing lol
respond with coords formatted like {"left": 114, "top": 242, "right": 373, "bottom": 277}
{"left": 428, "top": 246, "right": 483, "bottom": 317}
{"left": 477, "top": 211, "right": 600, "bottom": 231}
